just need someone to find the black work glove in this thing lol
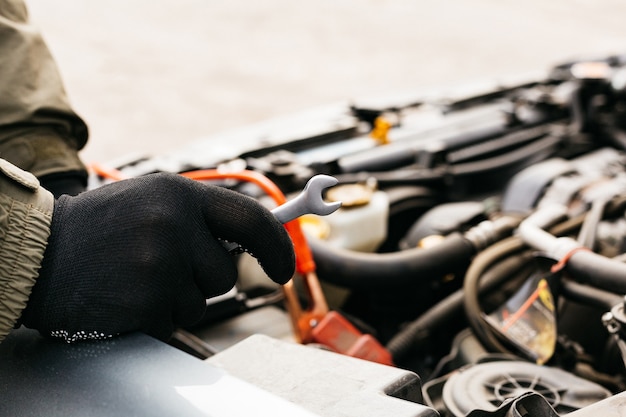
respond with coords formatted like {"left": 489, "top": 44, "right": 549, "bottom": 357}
{"left": 21, "top": 173, "right": 295, "bottom": 342}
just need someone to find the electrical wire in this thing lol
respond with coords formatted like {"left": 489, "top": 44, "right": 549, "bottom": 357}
{"left": 89, "top": 162, "right": 128, "bottom": 181}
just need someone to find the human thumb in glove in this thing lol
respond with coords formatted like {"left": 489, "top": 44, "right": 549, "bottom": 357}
{"left": 21, "top": 173, "right": 295, "bottom": 342}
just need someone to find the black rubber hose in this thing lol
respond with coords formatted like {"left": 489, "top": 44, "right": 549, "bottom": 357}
{"left": 387, "top": 251, "right": 533, "bottom": 363}
{"left": 566, "top": 251, "right": 626, "bottom": 294}
{"left": 308, "top": 232, "right": 476, "bottom": 290}
{"left": 561, "top": 279, "right": 624, "bottom": 311}
{"left": 463, "top": 236, "right": 527, "bottom": 354}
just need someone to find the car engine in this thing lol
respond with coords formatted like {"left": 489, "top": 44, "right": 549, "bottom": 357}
{"left": 74, "top": 54, "right": 626, "bottom": 415}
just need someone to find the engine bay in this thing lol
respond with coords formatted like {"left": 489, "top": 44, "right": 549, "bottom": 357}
{"left": 81, "top": 54, "right": 626, "bottom": 416}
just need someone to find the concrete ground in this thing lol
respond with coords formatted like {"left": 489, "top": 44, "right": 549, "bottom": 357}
{"left": 25, "top": 0, "right": 626, "bottom": 164}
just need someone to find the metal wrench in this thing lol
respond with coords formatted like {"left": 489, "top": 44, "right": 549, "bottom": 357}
{"left": 222, "top": 174, "right": 341, "bottom": 253}
{"left": 271, "top": 174, "right": 342, "bottom": 223}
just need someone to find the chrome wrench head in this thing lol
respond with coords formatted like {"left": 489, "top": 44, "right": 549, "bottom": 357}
{"left": 271, "top": 174, "right": 342, "bottom": 224}
{"left": 301, "top": 175, "right": 343, "bottom": 215}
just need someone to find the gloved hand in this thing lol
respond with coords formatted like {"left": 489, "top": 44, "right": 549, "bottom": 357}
{"left": 21, "top": 173, "right": 295, "bottom": 342}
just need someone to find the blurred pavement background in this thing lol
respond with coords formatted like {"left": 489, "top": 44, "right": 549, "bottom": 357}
{"left": 25, "top": 0, "right": 626, "bottom": 164}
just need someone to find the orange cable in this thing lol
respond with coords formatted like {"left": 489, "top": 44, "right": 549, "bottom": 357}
{"left": 89, "top": 162, "right": 128, "bottom": 181}
{"left": 550, "top": 246, "right": 592, "bottom": 274}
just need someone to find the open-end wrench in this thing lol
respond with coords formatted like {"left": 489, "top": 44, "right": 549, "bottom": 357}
{"left": 222, "top": 174, "right": 341, "bottom": 254}
{"left": 271, "top": 174, "right": 342, "bottom": 223}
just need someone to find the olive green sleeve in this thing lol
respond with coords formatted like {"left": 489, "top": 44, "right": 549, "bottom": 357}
{"left": 0, "top": 0, "right": 88, "bottom": 178}
{"left": 0, "top": 158, "right": 54, "bottom": 342}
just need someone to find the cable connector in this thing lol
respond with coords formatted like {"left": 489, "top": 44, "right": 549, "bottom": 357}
{"left": 465, "top": 216, "right": 521, "bottom": 251}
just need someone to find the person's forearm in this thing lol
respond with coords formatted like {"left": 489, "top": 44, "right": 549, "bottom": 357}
{"left": 0, "top": 158, "right": 54, "bottom": 342}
